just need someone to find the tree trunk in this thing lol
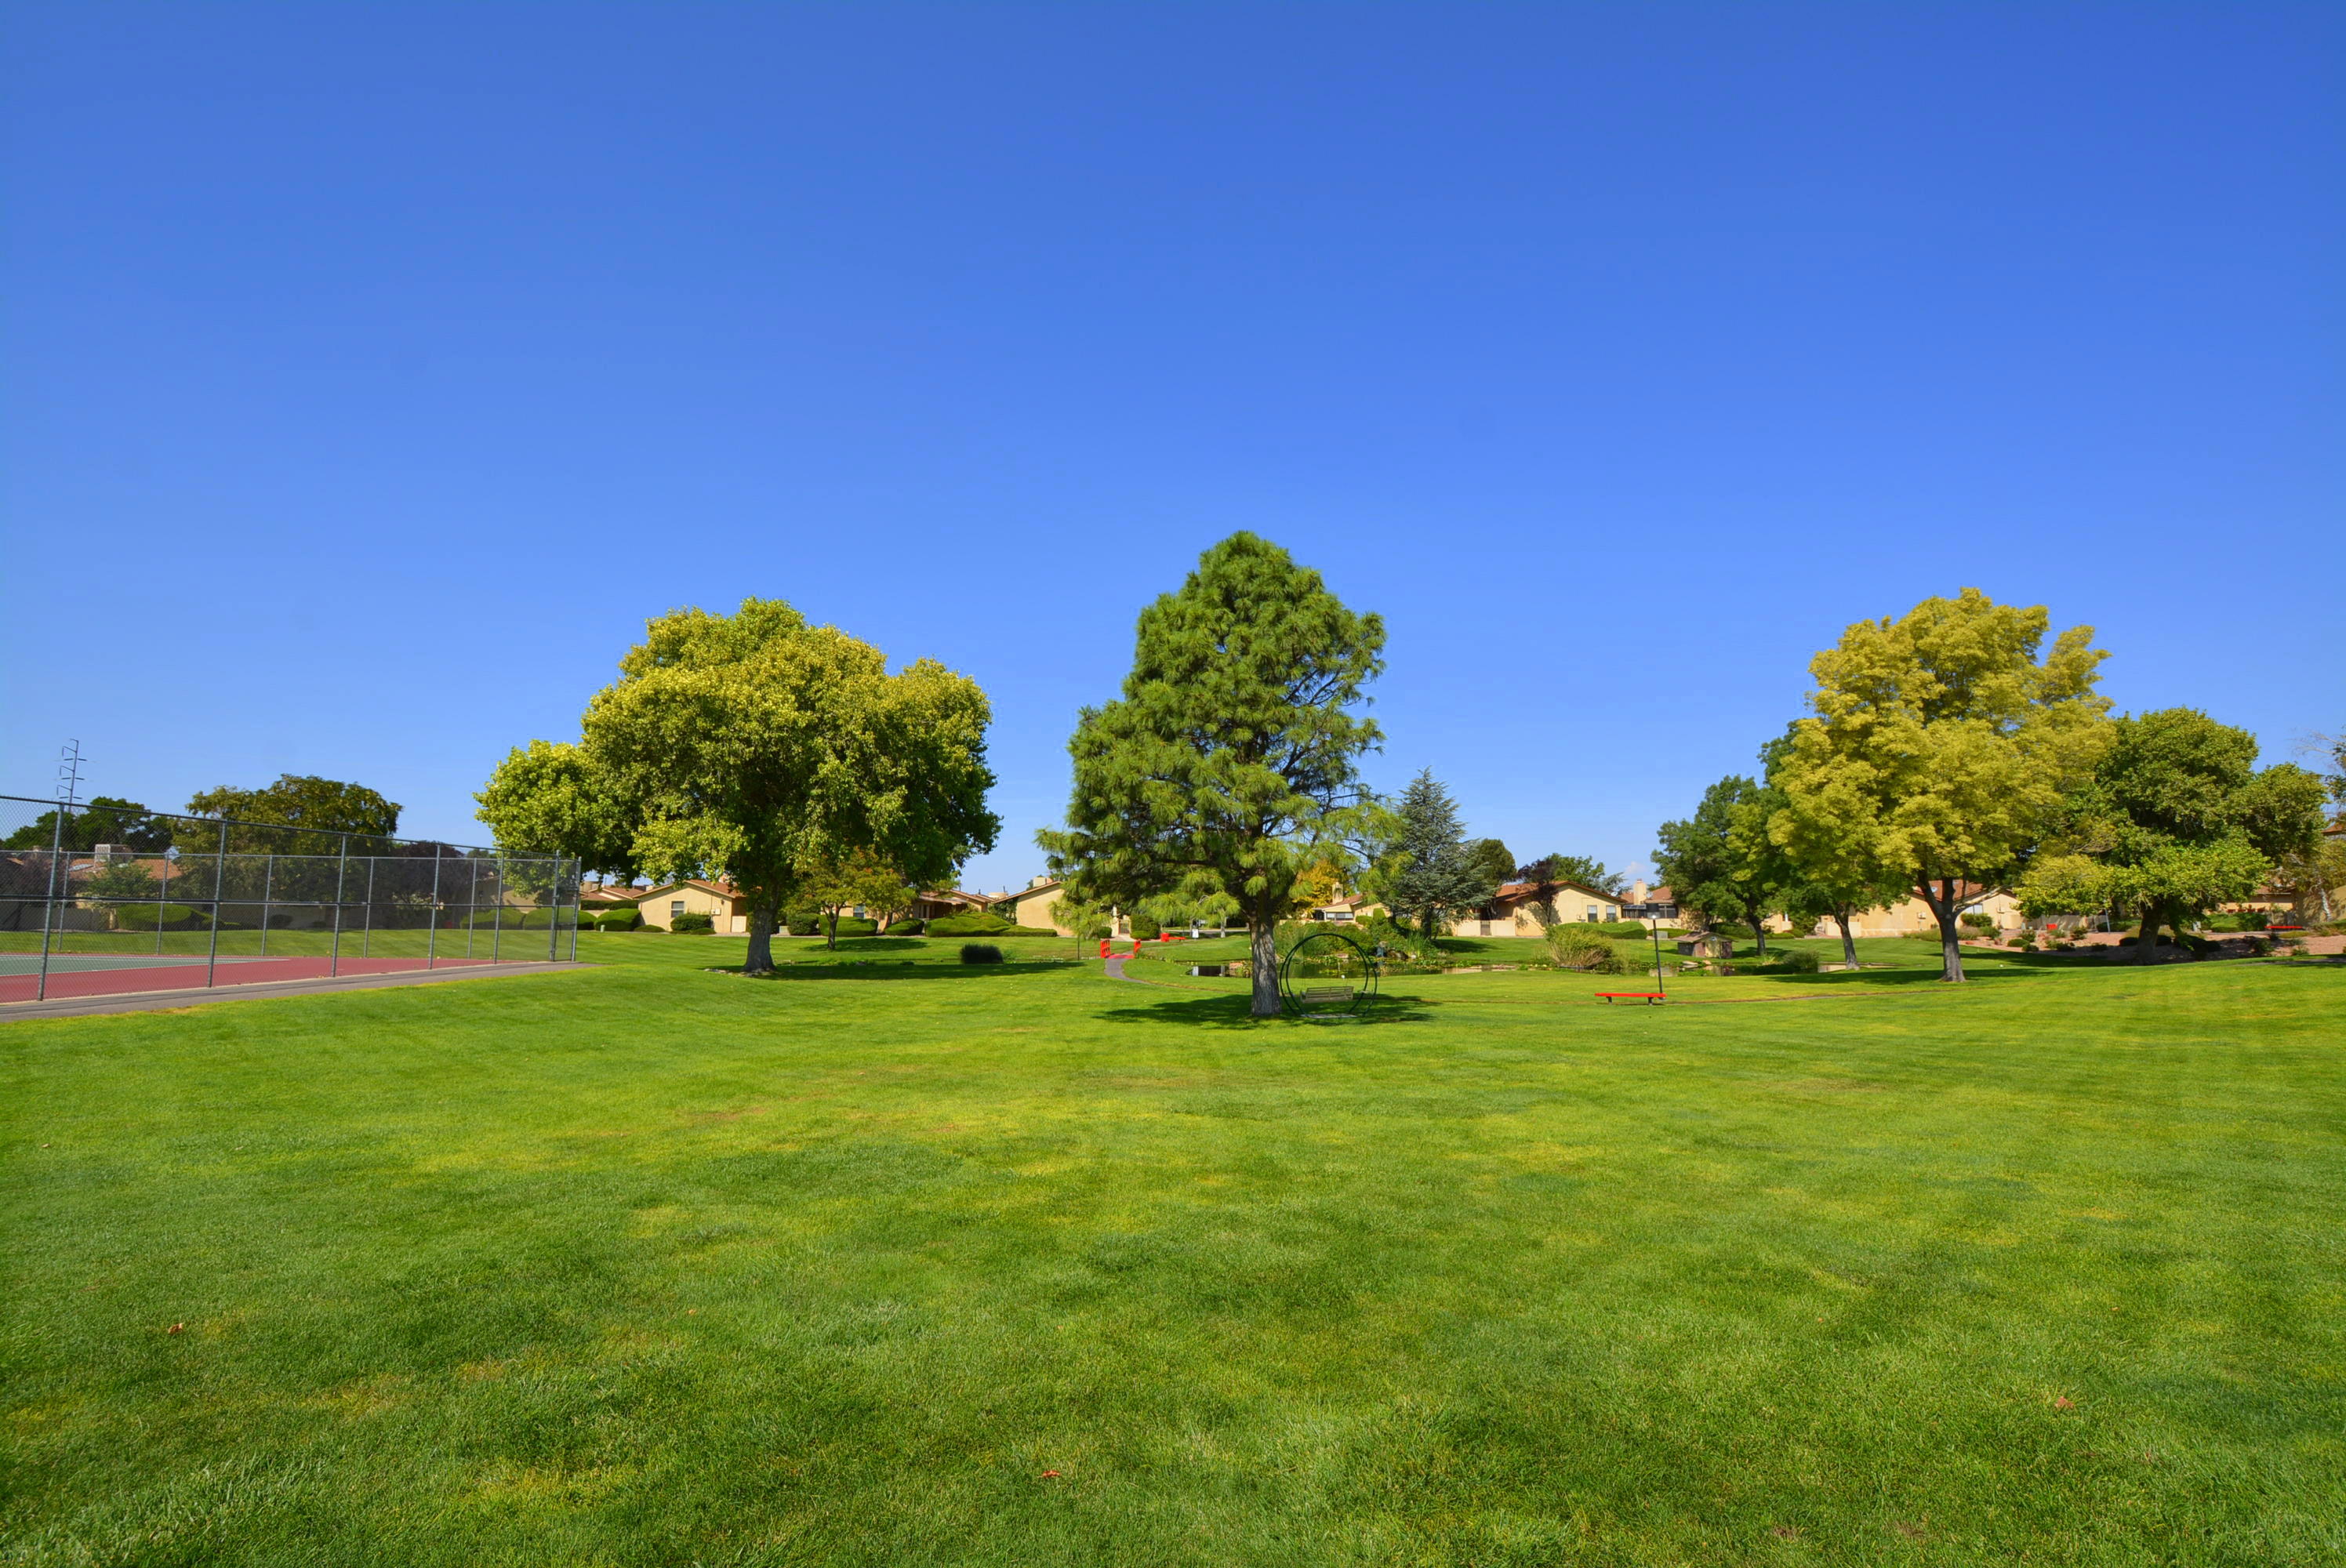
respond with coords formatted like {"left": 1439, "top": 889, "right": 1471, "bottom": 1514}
{"left": 744, "top": 899, "right": 777, "bottom": 975}
{"left": 1250, "top": 906, "right": 1281, "bottom": 1018}
{"left": 1919, "top": 879, "right": 1966, "bottom": 982}
{"left": 1749, "top": 911, "right": 1769, "bottom": 960}
{"left": 2134, "top": 903, "right": 2163, "bottom": 964}
{"left": 824, "top": 909, "right": 838, "bottom": 950}
{"left": 1835, "top": 909, "right": 1859, "bottom": 969}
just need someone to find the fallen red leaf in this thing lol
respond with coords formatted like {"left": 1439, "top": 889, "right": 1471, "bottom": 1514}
{"left": 165, "top": 1323, "right": 184, "bottom": 1335}
{"left": 1040, "top": 1470, "right": 1062, "bottom": 1479}
{"left": 2054, "top": 1395, "right": 2074, "bottom": 1410}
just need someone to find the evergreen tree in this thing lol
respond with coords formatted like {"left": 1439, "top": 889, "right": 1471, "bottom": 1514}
{"left": 1040, "top": 534, "right": 1385, "bottom": 1017}
{"left": 1382, "top": 770, "right": 1491, "bottom": 939}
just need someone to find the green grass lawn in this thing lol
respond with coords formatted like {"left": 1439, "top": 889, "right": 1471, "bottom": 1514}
{"left": 4, "top": 938, "right": 2341, "bottom": 1565}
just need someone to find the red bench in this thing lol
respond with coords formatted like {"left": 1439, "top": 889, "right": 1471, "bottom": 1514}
{"left": 1596, "top": 992, "right": 1666, "bottom": 1004}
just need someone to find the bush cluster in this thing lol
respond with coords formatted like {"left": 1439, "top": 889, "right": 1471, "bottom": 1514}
{"left": 670, "top": 913, "right": 715, "bottom": 935}
{"left": 112, "top": 903, "right": 209, "bottom": 931}
{"left": 1547, "top": 925, "right": 1634, "bottom": 974}
{"left": 958, "top": 942, "right": 1004, "bottom": 964}
{"left": 927, "top": 912, "right": 1015, "bottom": 937}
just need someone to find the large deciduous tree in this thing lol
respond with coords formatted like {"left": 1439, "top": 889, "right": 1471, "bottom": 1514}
{"left": 1040, "top": 533, "right": 1385, "bottom": 1018}
{"left": 478, "top": 598, "right": 997, "bottom": 975}
{"left": 1377, "top": 771, "right": 1491, "bottom": 940}
{"left": 4, "top": 797, "right": 172, "bottom": 853}
{"left": 472, "top": 740, "right": 644, "bottom": 885}
{"left": 1465, "top": 838, "right": 1516, "bottom": 892}
{"left": 1655, "top": 775, "right": 1791, "bottom": 958}
{"left": 1516, "top": 854, "right": 1626, "bottom": 897}
{"left": 1771, "top": 589, "right": 2111, "bottom": 982}
{"left": 2018, "top": 708, "right": 2327, "bottom": 960}
{"left": 1760, "top": 731, "right": 1909, "bottom": 970}
{"left": 188, "top": 775, "right": 400, "bottom": 848}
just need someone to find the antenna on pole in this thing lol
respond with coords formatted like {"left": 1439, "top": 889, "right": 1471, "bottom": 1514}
{"left": 56, "top": 740, "right": 85, "bottom": 808}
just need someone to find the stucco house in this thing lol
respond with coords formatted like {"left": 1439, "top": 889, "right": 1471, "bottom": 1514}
{"left": 1447, "top": 880, "right": 1626, "bottom": 938}
{"left": 634, "top": 879, "right": 750, "bottom": 932}
{"left": 993, "top": 876, "right": 1074, "bottom": 935}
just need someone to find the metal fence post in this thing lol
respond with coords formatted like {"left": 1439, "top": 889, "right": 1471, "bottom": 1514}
{"left": 427, "top": 852, "right": 442, "bottom": 970}
{"left": 259, "top": 852, "right": 277, "bottom": 957}
{"left": 205, "top": 819, "right": 226, "bottom": 988}
{"left": 465, "top": 860, "right": 478, "bottom": 960}
{"left": 154, "top": 847, "right": 169, "bottom": 957}
{"left": 550, "top": 858, "right": 563, "bottom": 962}
{"left": 361, "top": 856, "right": 376, "bottom": 958}
{"left": 34, "top": 802, "right": 66, "bottom": 1002}
{"left": 330, "top": 833, "right": 350, "bottom": 978}
{"left": 491, "top": 858, "right": 504, "bottom": 963}
{"left": 567, "top": 860, "right": 579, "bottom": 961}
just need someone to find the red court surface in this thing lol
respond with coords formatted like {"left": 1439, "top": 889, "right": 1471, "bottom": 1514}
{"left": 0, "top": 955, "right": 503, "bottom": 1005}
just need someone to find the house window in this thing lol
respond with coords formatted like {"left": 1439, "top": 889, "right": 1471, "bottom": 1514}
{"left": 1586, "top": 906, "right": 1600, "bottom": 922}
{"left": 670, "top": 901, "right": 685, "bottom": 920}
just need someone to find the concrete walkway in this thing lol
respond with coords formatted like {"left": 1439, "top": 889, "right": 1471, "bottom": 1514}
{"left": 0, "top": 961, "right": 585, "bottom": 1022}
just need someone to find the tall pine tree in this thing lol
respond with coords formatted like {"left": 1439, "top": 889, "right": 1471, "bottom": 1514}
{"left": 1382, "top": 770, "right": 1491, "bottom": 939}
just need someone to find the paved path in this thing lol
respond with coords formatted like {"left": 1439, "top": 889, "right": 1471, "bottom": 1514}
{"left": 0, "top": 961, "right": 585, "bottom": 1022}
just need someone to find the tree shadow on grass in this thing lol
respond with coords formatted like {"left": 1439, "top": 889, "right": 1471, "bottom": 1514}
{"left": 1099, "top": 992, "right": 1433, "bottom": 1029}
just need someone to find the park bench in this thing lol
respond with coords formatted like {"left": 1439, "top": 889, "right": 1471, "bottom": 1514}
{"left": 1298, "top": 986, "right": 1353, "bottom": 1009}
{"left": 1596, "top": 992, "right": 1665, "bottom": 1004}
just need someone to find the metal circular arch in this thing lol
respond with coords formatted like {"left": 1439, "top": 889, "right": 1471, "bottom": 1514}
{"left": 1276, "top": 926, "right": 1384, "bottom": 1015}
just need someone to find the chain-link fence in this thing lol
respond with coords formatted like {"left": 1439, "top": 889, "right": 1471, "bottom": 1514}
{"left": 0, "top": 794, "right": 579, "bottom": 1004}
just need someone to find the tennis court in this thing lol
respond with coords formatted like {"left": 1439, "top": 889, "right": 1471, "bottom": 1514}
{"left": 2, "top": 793, "right": 579, "bottom": 1005}
{"left": 0, "top": 949, "right": 504, "bottom": 1004}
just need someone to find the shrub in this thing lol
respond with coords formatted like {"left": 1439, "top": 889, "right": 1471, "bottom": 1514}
{"left": 1777, "top": 948, "right": 1820, "bottom": 973}
{"left": 887, "top": 918, "right": 924, "bottom": 936}
{"left": 785, "top": 910, "right": 823, "bottom": 936}
{"left": 596, "top": 909, "right": 643, "bottom": 931}
{"left": 928, "top": 912, "right": 1014, "bottom": 937}
{"left": 671, "top": 913, "right": 715, "bottom": 934}
{"left": 2014, "top": 931, "right": 2038, "bottom": 953}
{"left": 1547, "top": 925, "right": 1629, "bottom": 974}
{"left": 112, "top": 902, "right": 209, "bottom": 931}
{"left": 959, "top": 943, "right": 1004, "bottom": 964}
{"left": 824, "top": 916, "right": 879, "bottom": 938}
{"left": 1960, "top": 913, "right": 1996, "bottom": 935}
{"left": 1128, "top": 911, "right": 1162, "bottom": 941}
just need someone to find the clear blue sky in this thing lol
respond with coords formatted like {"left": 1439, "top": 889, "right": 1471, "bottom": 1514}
{"left": 5, "top": 3, "right": 2338, "bottom": 891}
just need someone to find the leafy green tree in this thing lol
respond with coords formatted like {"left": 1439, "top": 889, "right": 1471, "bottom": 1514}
{"left": 1049, "top": 895, "right": 1113, "bottom": 944}
{"left": 1040, "top": 533, "right": 1385, "bottom": 1017}
{"left": 1771, "top": 589, "right": 2112, "bottom": 982}
{"left": 187, "top": 776, "right": 400, "bottom": 845}
{"left": 473, "top": 740, "right": 643, "bottom": 884}
{"left": 1377, "top": 770, "right": 1490, "bottom": 942}
{"left": 1655, "top": 775, "right": 1792, "bottom": 958}
{"left": 801, "top": 848, "right": 915, "bottom": 949}
{"left": 3, "top": 797, "right": 172, "bottom": 852}
{"left": 1760, "top": 732, "right": 1909, "bottom": 969}
{"left": 2019, "top": 708, "right": 2327, "bottom": 961}
{"left": 1516, "top": 853, "right": 1625, "bottom": 896}
{"left": 479, "top": 598, "right": 997, "bottom": 975}
{"left": 1465, "top": 838, "right": 1516, "bottom": 891}
{"left": 84, "top": 859, "right": 162, "bottom": 900}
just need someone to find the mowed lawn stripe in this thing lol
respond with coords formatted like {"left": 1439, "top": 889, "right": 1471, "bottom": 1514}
{"left": 4, "top": 938, "right": 2339, "bottom": 1565}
